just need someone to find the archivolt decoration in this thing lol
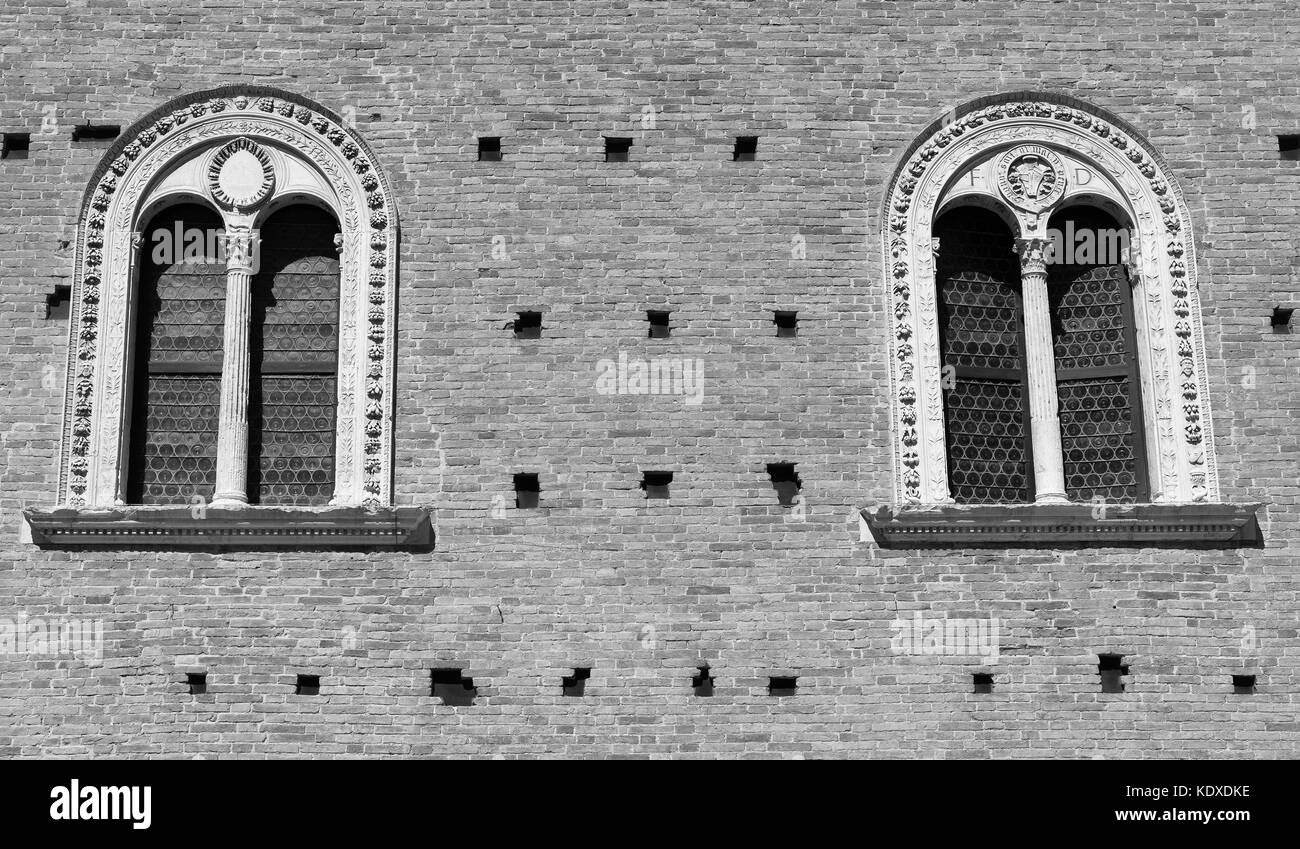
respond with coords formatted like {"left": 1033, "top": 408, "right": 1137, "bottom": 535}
{"left": 882, "top": 95, "right": 1217, "bottom": 505}
{"left": 58, "top": 87, "right": 399, "bottom": 508}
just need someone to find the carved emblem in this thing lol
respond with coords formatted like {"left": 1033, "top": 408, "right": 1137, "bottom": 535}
{"left": 996, "top": 145, "right": 1066, "bottom": 212}
{"left": 206, "top": 137, "right": 275, "bottom": 210}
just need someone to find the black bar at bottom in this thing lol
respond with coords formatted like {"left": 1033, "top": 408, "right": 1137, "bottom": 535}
{"left": 0, "top": 759, "right": 1281, "bottom": 838}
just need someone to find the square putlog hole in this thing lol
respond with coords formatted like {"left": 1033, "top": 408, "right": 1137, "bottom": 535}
{"left": 692, "top": 666, "right": 715, "bottom": 697}
{"left": 477, "top": 136, "right": 502, "bottom": 161}
{"left": 186, "top": 672, "right": 207, "bottom": 695}
{"left": 513, "top": 311, "right": 542, "bottom": 339}
{"left": 768, "top": 676, "right": 797, "bottom": 697}
{"left": 71, "top": 123, "right": 120, "bottom": 142}
{"left": 45, "top": 285, "right": 71, "bottom": 320}
{"left": 647, "top": 310, "right": 671, "bottom": 339}
{"left": 430, "top": 668, "right": 478, "bottom": 706}
{"left": 2, "top": 132, "right": 31, "bottom": 160}
{"left": 1271, "top": 306, "right": 1293, "bottom": 333}
{"left": 513, "top": 473, "right": 540, "bottom": 509}
{"left": 972, "top": 673, "right": 994, "bottom": 694}
{"left": 766, "top": 462, "right": 802, "bottom": 507}
{"left": 562, "top": 667, "right": 591, "bottom": 697}
{"left": 1097, "top": 654, "right": 1128, "bottom": 694}
{"left": 604, "top": 136, "right": 632, "bottom": 162}
{"left": 1279, "top": 135, "right": 1300, "bottom": 161}
{"left": 641, "top": 471, "right": 672, "bottom": 500}
{"left": 774, "top": 310, "right": 798, "bottom": 337}
{"left": 733, "top": 135, "right": 758, "bottom": 161}
{"left": 1232, "top": 674, "right": 1257, "bottom": 695}
{"left": 295, "top": 674, "right": 321, "bottom": 696}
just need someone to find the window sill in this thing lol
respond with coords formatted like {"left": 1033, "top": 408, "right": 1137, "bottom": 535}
{"left": 22, "top": 505, "right": 433, "bottom": 551}
{"left": 862, "top": 502, "right": 1262, "bottom": 549}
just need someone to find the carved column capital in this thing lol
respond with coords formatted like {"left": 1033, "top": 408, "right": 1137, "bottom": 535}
{"left": 224, "top": 227, "right": 259, "bottom": 274}
{"left": 1014, "top": 237, "right": 1051, "bottom": 278}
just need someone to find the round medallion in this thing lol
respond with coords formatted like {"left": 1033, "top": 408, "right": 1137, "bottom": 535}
{"left": 996, "top": 145, "right": 1066, "bottom": 212}
{"left": 207, "top": 137, "right": 275, "bottom": 210}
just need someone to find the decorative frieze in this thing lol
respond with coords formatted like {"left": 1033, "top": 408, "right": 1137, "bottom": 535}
{"left": 862, "top": 502, "right": 1261, "bottom": 548}
{"left": 24, "top": 505, "right": 433, "bottom": 549}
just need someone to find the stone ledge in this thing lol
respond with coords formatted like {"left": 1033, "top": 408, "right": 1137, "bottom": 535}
{"left": 22, "top": 505, "right": 433, "bottom": 551}
{"left": 862, "top": 502, "right": 1262, "bottom": 548}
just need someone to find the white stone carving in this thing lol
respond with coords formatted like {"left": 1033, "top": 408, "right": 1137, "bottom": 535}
{"left": 883, "top": 98, "right": 1217, "bottom": 505}
{"left": 212, "top": 224, "right": 258, "bottom": 507}
{"left": 998, "top": 145, "right": 1066, "bottom": 212}
{"left": 1014, "top": 236, "right": 1070, "bottom": 503}
{"left": 57, "top": 90, "right": 399, "bottom": 508}
{"left": 207, "top": 137, "right": 275, "bottom": 210}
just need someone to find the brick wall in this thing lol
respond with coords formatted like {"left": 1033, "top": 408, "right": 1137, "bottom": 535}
{"left": 0, "top": 0, "right": 1296, "bottom": 757}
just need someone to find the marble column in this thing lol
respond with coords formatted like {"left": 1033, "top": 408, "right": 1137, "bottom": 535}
{"left": 211, "top": 226, "right": 257, "bottom": 507}
{"left": 1014, "top": 237, "right": 1068, "bottom": 503}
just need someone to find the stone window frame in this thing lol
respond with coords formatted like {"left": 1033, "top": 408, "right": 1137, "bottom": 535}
{"left": 26, "top": 87, "right": 431, "bottom": 549}
{"left": 868, "top": 93, "right": 1259, "bottom": 546}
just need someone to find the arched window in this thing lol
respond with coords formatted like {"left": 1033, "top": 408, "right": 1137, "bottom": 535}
{"left": 869, "top": 95, "right": 1258, "bottom": 545}
{"left": 126, "top": 201, "right": 342, "bottom": 509}
{"left": 934, "top": 203, "right": 1153, "bottom": 506}
{"left": 26, "top": 88, "right": 430, "bottom": 549}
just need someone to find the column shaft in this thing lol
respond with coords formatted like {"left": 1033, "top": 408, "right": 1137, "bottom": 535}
{"left": 1015, "top": 237, "right": 1068, "bottom": 504}
{"left": 212, "top": 229, "right": 255, "bottom": 507}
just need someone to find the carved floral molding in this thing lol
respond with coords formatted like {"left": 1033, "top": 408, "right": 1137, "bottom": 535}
{"left": 882, "top": 97, "right": 1218, "bottom": 506}
{"left": 59, "top": 89, "right": 399, "bottom": 508}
